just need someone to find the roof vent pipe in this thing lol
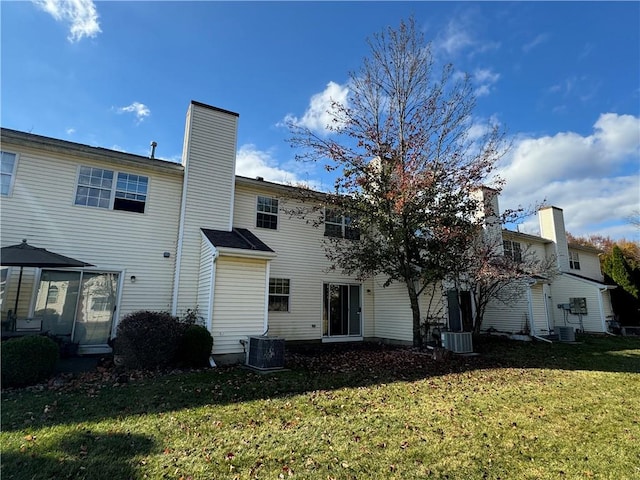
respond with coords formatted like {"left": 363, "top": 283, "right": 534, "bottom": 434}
{"left": 150, "top": 141, "right": 157, "bottom": 159}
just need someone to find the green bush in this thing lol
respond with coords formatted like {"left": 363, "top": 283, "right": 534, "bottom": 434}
{"left": 176, "top": 324, "right": 213, "bottom": 367}
{"left": 1, "top": 335, "right": 59, "bottom": 387}
{"left": 114, "top": 311, "right": 182, "bottom": 369}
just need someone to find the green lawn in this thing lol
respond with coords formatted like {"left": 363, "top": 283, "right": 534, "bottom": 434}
{"left": 2, "top": 335, "right": 639, "bottom": 479}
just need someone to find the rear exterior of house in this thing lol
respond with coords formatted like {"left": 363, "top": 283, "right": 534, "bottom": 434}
{"left": 1, "top": 100, "right": 615, "bottom": 361}
{"left": 1, "top": 129, "right": 184, "bottom": 354}
{"left": 1, "top": 101, "right": 437, "bottom": 360}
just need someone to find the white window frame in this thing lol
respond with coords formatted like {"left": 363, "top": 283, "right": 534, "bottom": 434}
{"left": 1, "top": 150, "right": 19, "bottom": 197}
{"left": 256, "top": 195, "right": 279, "bottom": 230}
{"left": 268, "top": 278, "right": 290, "bottom": 312}
{"left": 324, "top": 208, "right": 359, "bottom": 239}
{"left": 503, "top": 239, "right": 522, "bottom": 262}
{"left": 73, "top": 165, "right": 149, "bottom": 214}
{"left": 569, "top": 251, "right": 581, "bottom": 270}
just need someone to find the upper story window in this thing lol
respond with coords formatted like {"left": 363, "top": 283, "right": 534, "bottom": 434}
{"left": 503, "top": 239, "right": 522, "bottom": 262}
{"left": 115, "top": 173, "right": 148, "bottom": 213}
{"left": 1, "top": 151, "right": 18, "bottom": 196}
{"left": 268, "top": 278, "right": 290, "bottom": 312}
{"left": 569, "top": 251, "right": 581, "bottom": 270}
{"left": 257, "top": 196, "right": 278, "bottom": 229}
{"left": 75, "top": 166, "right": 148, "bottom": 213}
{"left": 324, "top": 209, "right": 360, "bottom": 240}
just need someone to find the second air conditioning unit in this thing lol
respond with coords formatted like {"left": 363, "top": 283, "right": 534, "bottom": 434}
{"left": 441, "top": 332, "right": 473, "bottom": 353}
{"left": 557, "top": 326, "right": 575, "bottom": 342}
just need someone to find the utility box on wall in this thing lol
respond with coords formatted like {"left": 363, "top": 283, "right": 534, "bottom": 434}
{"left": 569, "top": 297, "right": 587, "bottom": 315}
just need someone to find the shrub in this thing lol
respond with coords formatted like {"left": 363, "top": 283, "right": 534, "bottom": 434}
{"left": 176, "top": 324, "right": 213, "bottom": 367}
{"left": 114, "top": 311, "right": 182, "bottom": 369}
{"left": 1, "top": 335, "right": 59, "bottom": 387}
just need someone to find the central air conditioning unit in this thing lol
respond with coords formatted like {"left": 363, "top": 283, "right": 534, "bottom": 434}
{"left": 557, "top": 326, "right": 575, "bottom": 342}
{"left": 441, "top": 332, "right": 473, "bottom": 353}
{"left": 246, "top": 336, "right": 285, "bottom": 370}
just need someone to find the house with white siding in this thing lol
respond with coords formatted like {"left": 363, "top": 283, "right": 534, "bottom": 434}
{"left": 481, "top": 202, "right": 616, "bottom": 337}
{"left": 0, "top": 100, "right": 615, "bottom": 361}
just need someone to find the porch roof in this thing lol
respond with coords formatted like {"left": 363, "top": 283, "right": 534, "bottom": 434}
{"left": 201, "top": 228, "right": 275, "bottom": 253}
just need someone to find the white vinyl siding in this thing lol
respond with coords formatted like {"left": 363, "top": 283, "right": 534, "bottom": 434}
{"left": 233, "top": 183, "right": 375, "bottom": 341}
{"left": 568, "top": 248, "right": 603, "bottom": 282}
{"left": 372, "top": 278, "right": 414, "bottom": 343}
{"left": 481, "top": 282, "right": 530, "bottom": 334}
{"left": 0, "top": 141, "right": 182, "bottom": 324}
{"left": 196, "top": 235, "right": 216, "bottom": 329}
{"left": 211, "top": 256, "right": 268, "bottom": 355}
{"left": 548, "top": 274, "right": 607, "bottom": 333}
{"left": 173, "top": 103, "right": 238, "bottom": 315}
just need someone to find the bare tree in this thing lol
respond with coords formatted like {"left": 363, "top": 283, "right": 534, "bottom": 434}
{"left": 289, "top": 18, "right": 507, "bottom": 346}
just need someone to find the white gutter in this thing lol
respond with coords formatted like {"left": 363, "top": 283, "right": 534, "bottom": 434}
{"left": 216, "top": 246, "right": 277, "bottom": 260}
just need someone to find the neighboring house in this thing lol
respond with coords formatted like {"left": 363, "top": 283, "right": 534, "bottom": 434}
{"left": 481, "top": 201, "right": 616, "bottom": 337}
{"left": 0, "top": 101, "right": 615, "bottom": 360}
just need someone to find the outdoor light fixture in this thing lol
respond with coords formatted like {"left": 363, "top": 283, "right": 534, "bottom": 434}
{"left": 130, "top": 275, "right": 136, "bottom": 283}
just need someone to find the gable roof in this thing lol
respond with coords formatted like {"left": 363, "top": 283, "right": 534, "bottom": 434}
{"left": 201, "top": 228, "right": 275, "bottom": 253}
{"left": 502, "top": 229, "right": 553, "bottom": 244}
{"left": 563, "top": 272, "right": 616, "bottom": 288}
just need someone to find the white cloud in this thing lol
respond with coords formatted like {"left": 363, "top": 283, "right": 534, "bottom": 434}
{"left": 435, "top": 20, "right": 474, "bottom": 56}
{"left": 497, "top": 113, "right": 640, "bottom": 240}
{"left": 283, "top": 81, "right": 349, "bottom": 135}
{"left": 433, "top": 17, "right": 500, "bottom": 59}
{"left": 522, "top": 33, "right": 550, "bottom": 53}
{"left": 116, "top": 102, "right": 151, "bottom": 124}
{"left": 34, "top": 0, "right": 101, "bottom": 42}
{"left": 473, "top": 68, "right": 500, "bottom": 97}
{"left": 236, "top": 144, "right": 322, "bottom": 190}
{"left": 66, "top": 127, "right": 76, "bottom": 135}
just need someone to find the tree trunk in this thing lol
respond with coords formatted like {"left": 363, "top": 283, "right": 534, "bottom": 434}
{"left": 406, "top": 280, "right": 423, "bottom": 346}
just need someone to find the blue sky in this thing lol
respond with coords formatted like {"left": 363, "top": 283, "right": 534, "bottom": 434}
{"left": 2, "top": 1, "right": 639, "bottom": 240}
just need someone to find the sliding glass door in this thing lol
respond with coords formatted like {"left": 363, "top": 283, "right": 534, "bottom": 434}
{"left": 34, "top": 270, "right": 119, "bottom": 345}
{"left": 323, "top": 283, "right": 361, "bottom": 337}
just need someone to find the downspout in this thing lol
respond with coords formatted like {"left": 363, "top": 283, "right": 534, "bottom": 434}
{"left": 597, "top": 286, "right": 610, "bottom": 334}
{"left": 526, "top": 279, "right": 537, "bottom": 337}
{"left": 262, "top": 260, "right": 271, "bottom": 335}
{"left": 208, "top": 249, "right": 219, "bottom": 333}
